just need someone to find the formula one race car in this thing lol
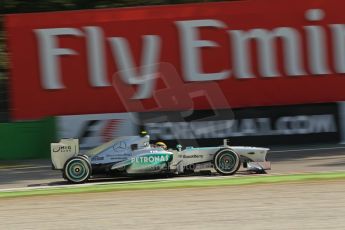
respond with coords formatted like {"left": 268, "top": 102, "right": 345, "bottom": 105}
{"left": 51, "top": 132, "right": 271, "bottom": 183}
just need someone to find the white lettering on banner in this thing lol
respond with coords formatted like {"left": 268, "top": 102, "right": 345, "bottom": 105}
{"left": 304, "top": 9, "right": 331, "bottom": 75}
{"left": 175, "top": 19, "right": 230, "bottom": 81}
{"left": 35, "top": 9, "right": 345, "bottom": 97}
{"left": 330, "top": 24, "right": 345, "bottom": 74}
{"left": 84, "top": 26, "right": 110, "bottom": 87}
{"left": 230, "top": 28, "right": 306, "bottom": 78}
{"left": 35, "top": 28, "right": 83, "bottom": 89}
{"left": 108, "top": 35, "right": 161, "bottom": 99}
{"left": 145, "top": 115, "right": 337, "bottom": 140}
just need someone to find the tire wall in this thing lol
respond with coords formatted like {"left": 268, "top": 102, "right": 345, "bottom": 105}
{"left": 0, "top": 117, "right": 56, "bottom": 160}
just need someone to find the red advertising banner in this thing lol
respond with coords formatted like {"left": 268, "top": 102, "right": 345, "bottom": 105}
{"left": 5, "top": 0, "right": 345, "bottom": 120}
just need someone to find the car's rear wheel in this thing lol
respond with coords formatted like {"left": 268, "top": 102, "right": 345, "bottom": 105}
{"left": 213, "top": 149, "right": 240, "bottom": 175}
{"left": 78, "top": 155, "right": 92, "bottom": 169}
{"left": 64, "top": 156, "right": 91, "bottom": 183}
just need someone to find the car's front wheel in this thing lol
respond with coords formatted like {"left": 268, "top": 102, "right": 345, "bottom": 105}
{"left": 63, "top": 156, "right": 91, "bottom": 183}
{"left": 213, "top": 149, "right": 240, "bottom": 175}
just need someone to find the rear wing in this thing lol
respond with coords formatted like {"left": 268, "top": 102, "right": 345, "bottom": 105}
{"left": 51, "top": 139, "right": 79, "bottom": 170}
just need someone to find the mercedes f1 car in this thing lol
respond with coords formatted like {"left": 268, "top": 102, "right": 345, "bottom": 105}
{"left": 51, "top": 132, "right": 271, "bottom": 183}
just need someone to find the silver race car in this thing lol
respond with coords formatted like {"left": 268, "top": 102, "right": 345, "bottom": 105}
{"left": 51, "top": 132, "right": 271, "bottom": 183}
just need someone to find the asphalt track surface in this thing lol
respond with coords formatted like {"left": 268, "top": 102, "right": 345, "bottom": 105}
{"left": 1, "top": 146, "right": 345, "bottom": 230}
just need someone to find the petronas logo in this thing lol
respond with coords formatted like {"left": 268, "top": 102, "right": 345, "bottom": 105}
{"left": 131, "top": 155, "right": 169, "bottom": 164}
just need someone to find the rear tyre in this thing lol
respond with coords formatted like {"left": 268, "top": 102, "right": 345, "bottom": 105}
{"left": 78, "top": 155, "right": 92, "bottom": 169}
{"left": 64, "top": 156, "right": 91, "bottom": 183}
{"left": 213, "top": 149, "right": 240, "bottom": 175}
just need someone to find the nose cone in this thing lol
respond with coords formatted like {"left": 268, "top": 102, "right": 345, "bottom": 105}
{"left": 257, "top": 147, "right": 270, "bottom": 153}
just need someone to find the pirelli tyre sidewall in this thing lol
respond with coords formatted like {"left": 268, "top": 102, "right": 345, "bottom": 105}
{"left": 213, "top": 149, "right": 240, "bottom": 175}
{"left": 78, "top": 155, "right": 92, "bottom": 169}
{"left": 64, "top": 156, "right": 91, "bottom": 183}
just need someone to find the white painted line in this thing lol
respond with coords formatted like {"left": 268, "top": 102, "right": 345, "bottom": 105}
{"left": 0, "top": 176, "right": 214, "bottom": 192}
{"left": 0, "top": 175, "right": 257, "bottom": 192}
{"left": 0, "top": 165, "right": 51, "bottom": 171}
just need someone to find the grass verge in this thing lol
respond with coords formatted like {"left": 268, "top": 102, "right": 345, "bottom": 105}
{"left": 1, "top": 171, "right": 345, "bottom": 199}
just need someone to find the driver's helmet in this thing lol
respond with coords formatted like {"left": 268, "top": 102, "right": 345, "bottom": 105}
{"left": 155, "top": 141, "right": 167, "bottom": 150}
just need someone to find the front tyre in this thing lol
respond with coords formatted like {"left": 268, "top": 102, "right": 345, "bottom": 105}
{"left": 64, "top": 156, "right": 91, "bottom": 183}
{"left": 213, "top": 149, "right": 240, "bottom": 175}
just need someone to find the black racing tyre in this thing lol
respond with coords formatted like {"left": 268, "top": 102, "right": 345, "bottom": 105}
{"left": 213, "top": 149, "right": 240, "bottom": 175}
{"left": 78, "top": 155, "right": 92, "bottom": 169}
{"left": 64, "top": 156, "right": 91, "bottom": 183}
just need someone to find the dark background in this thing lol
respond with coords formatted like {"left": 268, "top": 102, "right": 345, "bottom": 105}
{"left": 139, "top": 103, "right": 341, "bottom": 147}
